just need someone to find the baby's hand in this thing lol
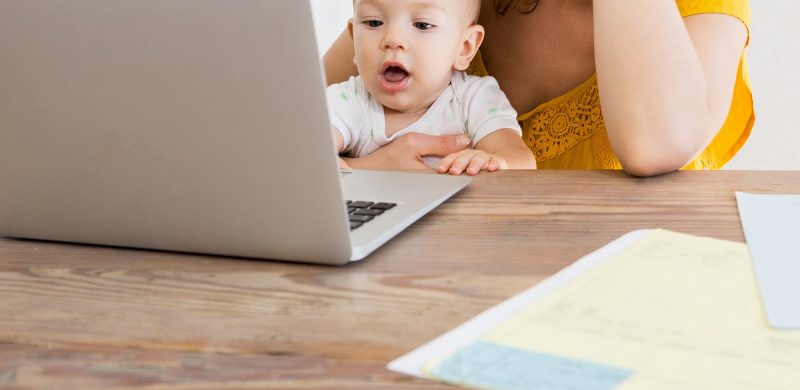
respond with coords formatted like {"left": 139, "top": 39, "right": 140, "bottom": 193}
{"left": 436, "top": 149, "right": 508, "bottom": 176}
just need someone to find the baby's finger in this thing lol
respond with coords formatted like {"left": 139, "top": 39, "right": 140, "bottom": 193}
{"left": 488, "top": 156, "right": 507, "bottom": 171}
{"left": 449, "top": 152, "right": 474, "bottom": 175}
{"left": 466, "top": 154, "right": 490, "bottom": 176}
{"left": 485, "top": 156, "right": 500, "bottom": 171}
{"left": 437, "top": 152, "right": 460, "bottom": 173}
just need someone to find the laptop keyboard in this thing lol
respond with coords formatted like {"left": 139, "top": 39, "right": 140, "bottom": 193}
{"left": 346, "top": 200, "right": 397, "bottom": 230}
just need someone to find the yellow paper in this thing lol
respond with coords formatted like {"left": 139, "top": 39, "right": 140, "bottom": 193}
{"left": 427, "top": 230, "right": 800, "bottom": 389}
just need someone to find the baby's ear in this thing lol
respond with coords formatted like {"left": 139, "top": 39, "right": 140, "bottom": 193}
{"left": 347, "top": 18, "right": 354, "bottom": 39}
{"left": 453, "top": 25, "right": 484, "bottom": 71}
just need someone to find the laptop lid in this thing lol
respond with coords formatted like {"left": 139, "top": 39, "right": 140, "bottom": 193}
{"left": 0, "top": 0, "right": 358, "bottom": 263}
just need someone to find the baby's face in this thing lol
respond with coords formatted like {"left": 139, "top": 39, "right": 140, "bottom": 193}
{"left": 352, "top": 0, "right": 475, "bottom": 113}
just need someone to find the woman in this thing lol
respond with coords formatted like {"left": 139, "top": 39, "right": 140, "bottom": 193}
{"left": 324, "top": 0, "right": 752, "bottom": 177}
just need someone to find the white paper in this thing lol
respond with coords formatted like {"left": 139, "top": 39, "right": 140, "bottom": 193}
{"left": 736, "top": 191, "right": 800, "bottom": 329}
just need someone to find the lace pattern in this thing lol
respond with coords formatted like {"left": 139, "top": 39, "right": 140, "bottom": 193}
{"left": 592, "top": 126, "right": 621, "bottom": 169}
{"left": 520, "top": 78, "right": 608, "bottom": 163}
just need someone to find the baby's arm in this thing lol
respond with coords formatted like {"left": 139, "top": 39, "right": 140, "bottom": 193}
{"left": 325, "top": 76, "right": 362, "bottom": 169}
{"left": 441, "top": 74, "right": 535, "bottom": 175}
{"left": 332, "top": 127, "right": 349, "bottom": 169}
{"left": 475, "top": 129, "right": 537, "bottom": 169}
{"left": 332, "top": 127, "right": 345, "bottom": 153}
{"left": 436, "top": 129, "right": 536, "bottom": 175}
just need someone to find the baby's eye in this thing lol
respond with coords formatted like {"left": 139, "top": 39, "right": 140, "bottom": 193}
{"left": 364, "top": 20, "right": 383, "bottom": 28}
{"left": 414, "top": 22, "right": 434, "bottom": 31}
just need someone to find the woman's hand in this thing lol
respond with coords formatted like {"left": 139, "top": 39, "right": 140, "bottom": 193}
{"left": 342, "top": 133, "right": 471, "bottom": 170}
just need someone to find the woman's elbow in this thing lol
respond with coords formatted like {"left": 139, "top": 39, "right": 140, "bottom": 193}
{"left": 607, "top": 101, "right": 725, "bottom": 177}
{"left": 619, "top": 152, "right": 690, "bottom": 177}
{"left": 613, "top": 126, "right": 705, "bottom": 177}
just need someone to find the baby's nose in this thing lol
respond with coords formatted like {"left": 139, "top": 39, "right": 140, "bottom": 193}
{"left": 381, "top": 26, "right": 408, "bottom": 50}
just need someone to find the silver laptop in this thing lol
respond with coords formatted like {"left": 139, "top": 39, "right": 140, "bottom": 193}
{"left": 0, "top": 0, "right": 471, "bottom": 265}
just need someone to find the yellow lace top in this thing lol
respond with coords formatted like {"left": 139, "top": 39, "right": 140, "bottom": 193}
{"left": 467, "top": 0, "right": 754, "bottom": 170}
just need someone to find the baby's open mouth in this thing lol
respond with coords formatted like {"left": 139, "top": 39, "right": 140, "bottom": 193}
{"left": 383, "top": 66, "right": 409, "bottom": 82}
{"left": 380, "top": 63, "right": 411, "bottom": 93}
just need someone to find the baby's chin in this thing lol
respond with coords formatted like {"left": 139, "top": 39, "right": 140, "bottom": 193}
{"left": 372, "top": 87, "right": 446, "bottom": 115}
{"left": 379, "top": 100, "right": 421, "bottom": 114}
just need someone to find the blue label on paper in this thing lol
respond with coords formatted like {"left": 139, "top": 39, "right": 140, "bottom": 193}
{"left": 430, "top": 341, "right": 633, "bottom": 390}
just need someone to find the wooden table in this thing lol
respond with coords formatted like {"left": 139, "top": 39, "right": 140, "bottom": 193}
{"left": 2, "top": 170, "right": 799, "bottom": 388}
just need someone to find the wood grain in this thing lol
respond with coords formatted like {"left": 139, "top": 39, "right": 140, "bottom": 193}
{"left": 2, "top": 170, "right": 799, "bottom": 388}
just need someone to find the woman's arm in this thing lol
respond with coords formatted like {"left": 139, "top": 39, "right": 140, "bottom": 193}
{"left": 323, "top": 26, "right": 358, "bottom": 86}
{"left": 343, "top": 133, "right": 472, "bottom": 170}
{"left": 594, "top": 2, "right": 747, "bottom": 176}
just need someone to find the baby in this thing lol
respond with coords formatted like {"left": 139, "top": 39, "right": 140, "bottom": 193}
{"left": 328, "top": 0, "right": 536, "bottom": 175}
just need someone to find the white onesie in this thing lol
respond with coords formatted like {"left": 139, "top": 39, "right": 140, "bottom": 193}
{"left": 327, "top": 71, "right": 522, "bottom": 163}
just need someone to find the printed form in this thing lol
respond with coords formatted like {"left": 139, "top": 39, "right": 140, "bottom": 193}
{"left": 390, "top": 230, "right": 800, "bottom": 390}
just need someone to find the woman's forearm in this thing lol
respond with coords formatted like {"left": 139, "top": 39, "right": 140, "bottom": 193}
{"left": 323, "top": 26, "right": 358, "bottom": 86}
{"left": 594, "top": 0, "right": 746, "bottom": 176}
{"left": 342, "top": 133, "right": 472, "bottom": 170}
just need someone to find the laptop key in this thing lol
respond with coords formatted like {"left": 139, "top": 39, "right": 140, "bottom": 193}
{"left": 353, "top": 208, "right": 383, "bottom": 216}
{"left": 345, "top": 200, "right": 393, "bottom": 230}
{"left": 370, "top": 202, "right": 396, "bottom": 210}
{"left": 349, "top": 214, "right": 374, "bottom": 223}
{"left": 349, "top": 201, "right": 374, "bottom": 208}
